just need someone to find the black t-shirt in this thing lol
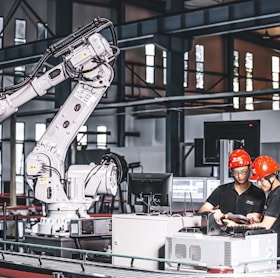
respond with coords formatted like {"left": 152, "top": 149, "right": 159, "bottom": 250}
{"left": 264, "top": 186, "right": 280, "bottom": 257}
{"left": 206, "top": 182, "right": 265, "bottom": 215}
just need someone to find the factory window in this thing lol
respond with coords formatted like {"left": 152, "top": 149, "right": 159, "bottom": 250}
{"left": 272, "top": 56, "right": 280, "bottom": 110}
{"left": 14, "top": 19, "right": 26, "bottom": 45}
{"left": 245, "top": 52, "right": 253, "bottom": 91}
{"left": 0, "top": 17, "right": 3, "bottom": 88}
{"left": 245, "top": 52, "right": 254, "bottom": 110}
{"left": 35, "top": 123, "right": 46, "bottom": 141}
{"left": 14, "top": 19, "right": 26, "bottom": 85}
{"left": 37, "top": 22, "right": 48, "bottom": 75}
{"left": 272, "top": 94, "right": 280, "bottom": 110}
{"left": 233, "top": 50, "right": 240, "bottom": 109}
{"left": 163, "top": 51, "right": 167, "bottom": 85}
{"left": 14, "top": 65, "right": 25, "bottom": 86}
{"left": 195, "top": 44, "right": 204, "bottom": 89}
{"left": 0, "top": 125, "right": 2, "bottom": 192}
{"left": 145, "top": 44, "right": 155, "bottom": 84}
{"left": 184, "top": 52, "right": 189, "bottom": 88}
{"left": 16, "top": 122, "right": 25, "bottom": 194}
{"left": 97, "top": 125, "right": 107, "bottom": 149}
{"left": 77, "top": 125, "right": 88, "bottom": 150}
{"left": 0, "top": 16, "right": 3, "bottom": 48}
{"left": 37, "top": 22, "right": 47, "bottom": 40}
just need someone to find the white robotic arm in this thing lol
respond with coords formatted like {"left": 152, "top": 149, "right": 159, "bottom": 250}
{"left": 26, "top": 32, "right": 115, "bottom": 195}
{"left": 0, "top": 18, "right": 117, "bottom": 120}
{"left": 0, "top": 18, "right": 125, "bottom": 236}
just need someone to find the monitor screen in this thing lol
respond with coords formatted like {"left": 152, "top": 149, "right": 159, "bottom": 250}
{"left": 127, "top": 173, "right": 173, "bottom": 210}
{"left": 203, "top": 120, "right": 260, "bottom": 165}
{"left": 172, "top": 177, "right": 205, "bottom": 202}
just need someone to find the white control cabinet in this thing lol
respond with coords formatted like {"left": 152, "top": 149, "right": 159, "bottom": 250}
{"left": 112, "top": 213, "right": 201, "bottom": 270}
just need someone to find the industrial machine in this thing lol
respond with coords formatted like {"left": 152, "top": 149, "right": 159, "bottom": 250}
{"left": 165, "top": 213, "right": 278, "bottom": 274}
{"left": 112, "top": 213, "right": 202, "bottom": 270}
{"left": 0, "top": 18, "right": 124, "bottom": 237}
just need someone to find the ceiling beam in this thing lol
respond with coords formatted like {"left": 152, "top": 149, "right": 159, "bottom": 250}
{"left": 97, "top": 87, "right": 280, "bottom": 109}
{"left": 0, "top": 0, "right": 280, "bottom": 68}
{"left": 0, "top": 37, "right": 60, "bottom": 69}
{"left": 15, "top": 87, "right": 280, "bottom": 116}
{"left": 122, "top": 0, "right": 166, "bottom": 14}
{"left": 117, "top": 0, "right": 280, "bottom": 46}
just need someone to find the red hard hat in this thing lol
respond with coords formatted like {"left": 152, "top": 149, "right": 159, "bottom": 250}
{"left": 228, "top": 149, "right": 252, "bottom": 169}
{"left": 250, "top": 155, "right": 280, "bottom": 180}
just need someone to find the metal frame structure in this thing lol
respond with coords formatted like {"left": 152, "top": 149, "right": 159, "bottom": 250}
{"left": 0, "top": 0, "right": 279, "bottom": 175}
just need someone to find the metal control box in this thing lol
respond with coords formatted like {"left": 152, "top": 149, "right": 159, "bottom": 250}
{"left": 165, "top": 232, "right": 277, "bottom": 273}
{"left": 112, "top": 213, "right": 201, "bottom": 270}
{"left": 70, "top": 217, "right": 112, "bottom": 237}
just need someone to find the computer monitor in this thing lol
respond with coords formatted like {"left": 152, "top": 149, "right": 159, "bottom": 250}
{"left": 195, "top": 120, "right": 260, "bottom": 166}
{"left": 127, "top": 172, "right": 173, "bottom": 213}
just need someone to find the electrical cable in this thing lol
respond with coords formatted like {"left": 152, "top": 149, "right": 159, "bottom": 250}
{"left": 41, "top": 164, "right": 66, "bottom": 186}
{"left": 84, "top": 163, "right": 103, "bottom": 188}
{"left": 0, "top": 17, "right": 118, "bottom": 95}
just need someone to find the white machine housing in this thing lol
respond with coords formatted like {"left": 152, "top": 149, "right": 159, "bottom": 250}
{"left": 0, "top": 18, "right": 121, "bottom": 237}
{"left": 165, "top": 231, "right": 277, "bottom": 273}
{"left": 112, "top": 213, "right": 201, "bottom": 270}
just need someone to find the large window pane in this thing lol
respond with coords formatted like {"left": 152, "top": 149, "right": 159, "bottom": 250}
{"left": 245, "top": 52, "right": 254, "bottom": 110}
{"left": 77, "top": 125, "right": 88, "bottom": 148}
{"left": 145, "top": 44, "right": 155, "bottom": 84}
{"left": 37, "top": 22, "right": 47, "bottom": 40}
{"left": 184, "top": 52, "right": 189, "bottom": 88}
{"left": 97, "top": 125, "right": 107, "bottom": 149}
{"left": 162, "top": 51, "right": 167, "bottom": 85}
{"left": 272, "top": 56, "right": 280, "bottom": 110}
{"left": 0, "top": 17, "right": 3, "bottom": 48}
{"left": 195, "top": 44, "right": 204, "bottom": 89}
{"left": 16, "top": 122, "right": 25, "bottom": 195}
{"left": 15, "top": 19, "right": 26, "bottom": 45}
{"left": 35, "top": 123, "right": 46, "bottom": 141}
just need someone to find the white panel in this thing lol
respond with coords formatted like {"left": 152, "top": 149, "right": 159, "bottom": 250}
{"left": 112, "top": 214, "right": 201, "bottom": 270}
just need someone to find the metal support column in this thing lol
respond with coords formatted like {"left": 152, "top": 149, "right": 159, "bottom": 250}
{"left": 116, "top": 1, "right": 126, "bottom": 147}
{"left": 54, "top": 0, "right": 72, "bottom": 108}
{"left": 10, "top": 115, "right": 16, "bottom": 207}
{"left": 219, "top": 139, "right": 234, "bottom": 184}
{"left": 165, "top": 51, "right": 184, "bottom": 176}
{"left": 225, "top": 35, "right": 235, "bottom": 107}
{"left": 165, "top": 0, "right": 184, "bottom": 12}
{"left": 164, "top": 0, "right": 190, "bottom": 176}
{"left": 52, "top": 0, "right": 73, "bottom": 167}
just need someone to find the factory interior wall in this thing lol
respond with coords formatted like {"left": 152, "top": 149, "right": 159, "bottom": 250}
{"left": 3, "top": 104, "right": 280, "bottom": 180}
{"left": 110, "top": 109, "right": 280, "bottom": 177}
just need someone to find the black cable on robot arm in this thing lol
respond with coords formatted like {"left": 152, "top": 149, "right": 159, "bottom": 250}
{"left": 0, "top": 18, "right": 118, "bottom": 94}
{"left": 50, "top": 18, "right": 113, "bottom": 58}
{"left": 0, "top": 50, "right": 51, "bottom": 94}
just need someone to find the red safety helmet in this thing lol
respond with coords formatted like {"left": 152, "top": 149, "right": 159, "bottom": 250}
{"left": 250, "top": 155, "right": 280, "bottom": 180}
{"left": 228, "top": 149, "right": 252, "bottom": 169}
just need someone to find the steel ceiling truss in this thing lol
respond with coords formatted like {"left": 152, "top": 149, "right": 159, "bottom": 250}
{"left": 117, "top": 0, "right": 280, "bottom": 47}
{"left": 0, "top": 0, "right": 280, "bottom": 69}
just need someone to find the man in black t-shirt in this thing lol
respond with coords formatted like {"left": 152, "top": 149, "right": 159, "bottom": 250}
{"left": 249, "top": 155, "right": 280, "bottom": 260}
{"left": 198, "top": 149, "right": 265, "bottom": 224}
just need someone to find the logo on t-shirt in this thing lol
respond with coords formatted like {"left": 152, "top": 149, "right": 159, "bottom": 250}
{"left": 245, "top": 200, "right": 254, "bottom": 206}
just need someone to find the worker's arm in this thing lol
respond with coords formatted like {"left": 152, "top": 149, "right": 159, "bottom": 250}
{"left": 249, "top": 214, "right": 276, "bottom": 229}
{"left": 197, "top": 201, "right": 214, "bottom": 213}
{"left": 198, "top": 202, "right": 225, "bottom": 224}
{"left": 246, "top": 212, "right": 263, "bottom": 223}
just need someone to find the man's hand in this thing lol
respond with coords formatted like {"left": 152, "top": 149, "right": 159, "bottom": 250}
{"left": 212, "top": 209, "right": 224, "bottom": 225}
{"left": 221, "top": 219, "right": 239, "bottom": 227}
{"left": 246, "top": 213, "right": 261, "bottom": 224}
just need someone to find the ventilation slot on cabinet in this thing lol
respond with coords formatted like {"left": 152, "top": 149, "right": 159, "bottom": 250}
{"left": 189, "top": 245, "right": 201, "bottom": 261}
{"left": 224, "top": 241, "right": 232, "bottom": 266}
{"left": 175, "top": 243, "right": 187, "bottom": 259}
